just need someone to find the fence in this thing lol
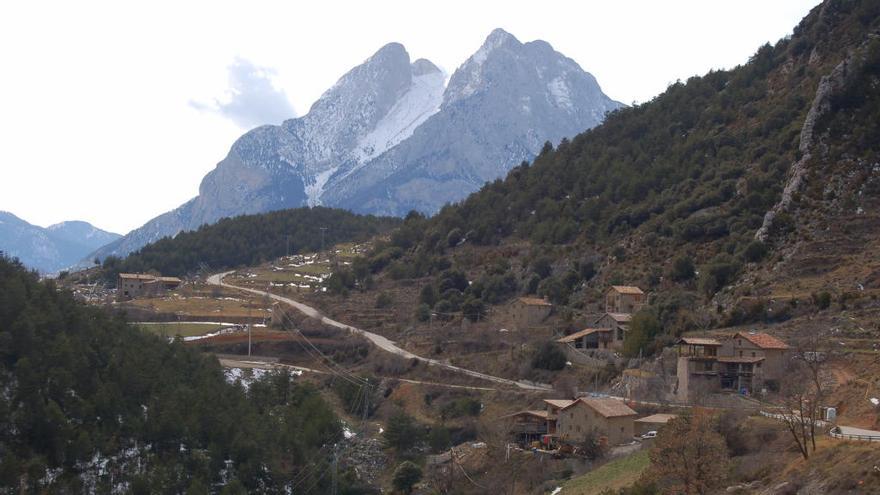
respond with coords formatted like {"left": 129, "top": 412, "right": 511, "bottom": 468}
{"left": 828, "top": 427, "right": 880, "bottom": 442}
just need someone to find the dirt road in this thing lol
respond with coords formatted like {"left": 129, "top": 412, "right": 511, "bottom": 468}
{"left": 208, "top": 272, "right": 552, "bottom": 391}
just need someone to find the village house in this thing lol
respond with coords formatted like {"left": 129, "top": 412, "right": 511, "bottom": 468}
{"left": 556, "top": 328, "right": 613, "bottom": 350}
{"left": 594, "top": 312, "right": 632, "bottom": 348}
{"left": 506, "top": 410, "right": 551, "bottom": 445}
{"left": 605, "top": 285, "right": 646, "bottom": 314}
{"left": 674, "top": 332, "right": 791, "bottom": 402}
{"left": 117, "top": 273, "right": 182, "bottom": 301}
{"left": 509, "top": 296, "right": 552, "bottom": 330}
{"left": 721, "top": 331, "right": 791, "bottom": 390}
{"left": 555, "top": 397, "right": 637, "bottom": 446}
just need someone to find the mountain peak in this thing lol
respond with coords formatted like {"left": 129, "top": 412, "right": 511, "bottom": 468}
{"left": 411, "top": 58, "right": 442, "bottom": 76}
{"left": 371, "top": 42, "right": 408, "bottom": 60}
{"left": 485, "top": 28, "right": 517, "bottom": 45}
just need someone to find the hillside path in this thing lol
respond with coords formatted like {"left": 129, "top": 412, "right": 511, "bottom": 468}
{"left": 207, "top": 272, "right": 552, "bottom": 391}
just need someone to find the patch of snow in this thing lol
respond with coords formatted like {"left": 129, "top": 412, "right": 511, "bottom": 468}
{"left": 343, "top": 425, "right": 357, "bottom": 439}
{"left": 870, "top": 397, "right": 879, "bottom": 406}
{"left": 351, "top": 70, "right": 445, "bottom": 165}
{"left": 550, "top": 487, "right": 562, "bottom": 495}
{"left": 305, "top": 166, "right": 339, "bottom": 207}
{"left": 548, "top": 76, "right": 573, "bottom": 110}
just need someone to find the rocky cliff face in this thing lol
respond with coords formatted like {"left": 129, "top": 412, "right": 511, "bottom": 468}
{"left": 90, "top": 29, "right": 621, "bottom": 261}
{"left": 324, "top": 29, "right": 622, "bottom": 215}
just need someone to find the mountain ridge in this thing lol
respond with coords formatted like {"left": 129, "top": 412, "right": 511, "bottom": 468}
{"left": 0, "top": 211, "right": 120, "bottom": 273}
{"left": 85, "top": 28, "right": 621, "bottom": 263}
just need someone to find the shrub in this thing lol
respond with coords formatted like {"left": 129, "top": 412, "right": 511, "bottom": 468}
{"left": 383, "top": 411, "right": 423, "bottom": 453}
{"left": 440, "top": 397, "right": 482, "bottom": 419}
{"left": 531, "top": 342, "right": 567, "bottom": 371}
{"left": 461, "top": 297, "right": 486, "bottom": 322}
{"left": 419, "top": 284, "right": 437, "bottom": 307}
{"left": 698, "top": 254, "right": 742, "bottom": 296}
{"left": 375, "top": 292, "right": 393, "bottom": 309}
{"left": 669, "top": 256, "right": 695, "bottom": 282}
{"left": 812, "top": 291, "right": 832, "bottom": 310}
{"left": 415, "top": 304, "right": 431, "bottom": 322}
{"left": 741, "top": 240, "right": 768, "bottom": 262}
{"left": 392, "top": 461, "right": 422, "bottom": 494}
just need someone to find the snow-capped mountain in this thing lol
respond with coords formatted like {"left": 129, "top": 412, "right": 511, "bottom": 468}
{"left": 0, "top": 212, "right": 120, "bottom": 274}
{"left": 89, "top": 29, "right": 622, "bottom": 261}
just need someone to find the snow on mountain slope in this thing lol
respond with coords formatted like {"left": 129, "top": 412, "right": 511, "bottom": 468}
{"left": 353, "top": 63, "right": 445, "bottom": 164}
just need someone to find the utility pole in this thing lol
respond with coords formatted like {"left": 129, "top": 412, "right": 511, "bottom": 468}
{"left": 331, "top": 446, "right": 338, "bottom": 495}
{"left": 286, "top": 235, "right": 291, "bottom": 257}
{"left": 319, "top": 227, "right": 328, "bottom": 255}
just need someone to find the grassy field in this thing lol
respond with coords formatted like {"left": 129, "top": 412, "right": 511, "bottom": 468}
{"left": 136, "top": 322, "right": 230, "bottom": 338}
{"left": 560, "top": 450, "right": 649, "bottom": 495}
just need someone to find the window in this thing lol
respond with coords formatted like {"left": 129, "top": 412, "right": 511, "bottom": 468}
{"left": 739, "top": 351, "right": 743, "bottom": 357}
{"left": 620, "top": 426, "right": 624, "bottom": 432}
{"left": 751, "top": 352, "right": 756, "bottom": 357}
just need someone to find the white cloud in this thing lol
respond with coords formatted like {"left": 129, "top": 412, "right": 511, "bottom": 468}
{"left": 190, "top": 57, "right": 296, "bottom": 129}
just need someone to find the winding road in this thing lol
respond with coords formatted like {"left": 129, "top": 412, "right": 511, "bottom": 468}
{"left": 207, "top": 271, "right": 552, "bottom": 391}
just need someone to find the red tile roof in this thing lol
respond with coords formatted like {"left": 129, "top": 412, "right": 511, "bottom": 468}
{"left": 609, "top": 285, "right": 644, "bottom": 295}
{"left": 735, "top": 332, "right": 790, "bottom": 350}
{"left": 556, "top": 328, "right": 612, "bottom": 343}
{"left": 544, "top": 399, "right": 576, "bottom": 409}
{"left": 562, "top": 397, "right": 637, "bottom": 418}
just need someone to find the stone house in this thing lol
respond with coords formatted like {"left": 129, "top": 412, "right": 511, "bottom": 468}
{"left": 509, "top": 296, "right": 552, "bottom": 330}
{"left": 720, "top": 331, "right": 791, "bottom": 390}
{"left": 556, "top": 397, "right": 637, "bottom": 446}
{"left": 595, "top": 312, "right": 632, "bottom": 349}
{"left": 117, "top": 273, "right": 182, "bottom": 301}
{"left": 604, "top": 286, "right": 646, "bottom": 314}
{"left": 674, "top": 332, "right": 791, "bottom": 401}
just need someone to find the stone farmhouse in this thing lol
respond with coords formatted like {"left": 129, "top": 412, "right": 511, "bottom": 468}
{"left": 674, "top": 332, "right": 791, "bottom": 401}
{"left": 117, "top": 273, "right": 182, "bottom": 301}
{"left": 508, "top": 397, "right": 638, "bottom": 447}
{"left": 605, "top": 285, "right": 646, "bottom": 314}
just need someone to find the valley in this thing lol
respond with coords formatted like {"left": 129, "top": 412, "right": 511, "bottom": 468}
{"left": 3, "top": 0, "right": 880, "bottom": 493}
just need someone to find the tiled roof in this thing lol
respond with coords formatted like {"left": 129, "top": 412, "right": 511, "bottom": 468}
{"left": 507, "top": 410, "right": 550, "bottom": 420}
{"left": 556, "top": 328, "right": 612, "bottom": 343}
{"left": 516, "top": 297, "right": 552, "bottom": 307}
{"left": 677, "top": 337, "right": 722, "bottom": 346}
{"left": 118, "top": 273, "right": 156, "bottom": 280}
{"left": 543, "top": 399, "right": 575, "bottom": 409}
{"left": 736, "top": 332, "right": 790, "bottom": 350}
{"left": 563, "top": 397, "right": 637, "bottom": 418}
{"left": 603, "top": 313, "right": 632, "bottom": 323}
{"left": 717, "top": 356, "right": 765, "bottom": 364}
{"left": 609, "top": 286, "right": 644, "bottom": 295}
{"left": 635, "top": 413, "right": 678, "bottom": 424}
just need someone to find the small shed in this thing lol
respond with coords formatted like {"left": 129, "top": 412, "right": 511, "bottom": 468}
{"left": 509, "top": 297, "right": 553, "bottom": 330}
{"left": 634, "top": 413, "right": 678, "bottom": 436}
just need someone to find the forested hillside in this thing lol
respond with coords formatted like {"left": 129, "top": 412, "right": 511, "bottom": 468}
{"left": 0, "top": 255, "right": 354, "bottom": 493}
{"left": 100, "top": 206, "right": 399, "bottom": 279}
{"left": 328, "top": 0, "right": 880, "bottom": 350}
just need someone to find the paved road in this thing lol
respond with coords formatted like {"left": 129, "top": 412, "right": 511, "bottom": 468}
{"left": 208, "top": 272, "right": 552, "bottom": 391}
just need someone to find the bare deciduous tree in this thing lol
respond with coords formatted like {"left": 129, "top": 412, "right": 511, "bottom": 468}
{"left": 647, "top": 410, "right": 731, "bottom": 495}
{"left": 778, "top": 333, "right": 827, "bottom": 459}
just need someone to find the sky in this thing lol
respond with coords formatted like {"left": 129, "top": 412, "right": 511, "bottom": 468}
{"left": 0, "top": 0, "right": 821, "bottom": 235}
